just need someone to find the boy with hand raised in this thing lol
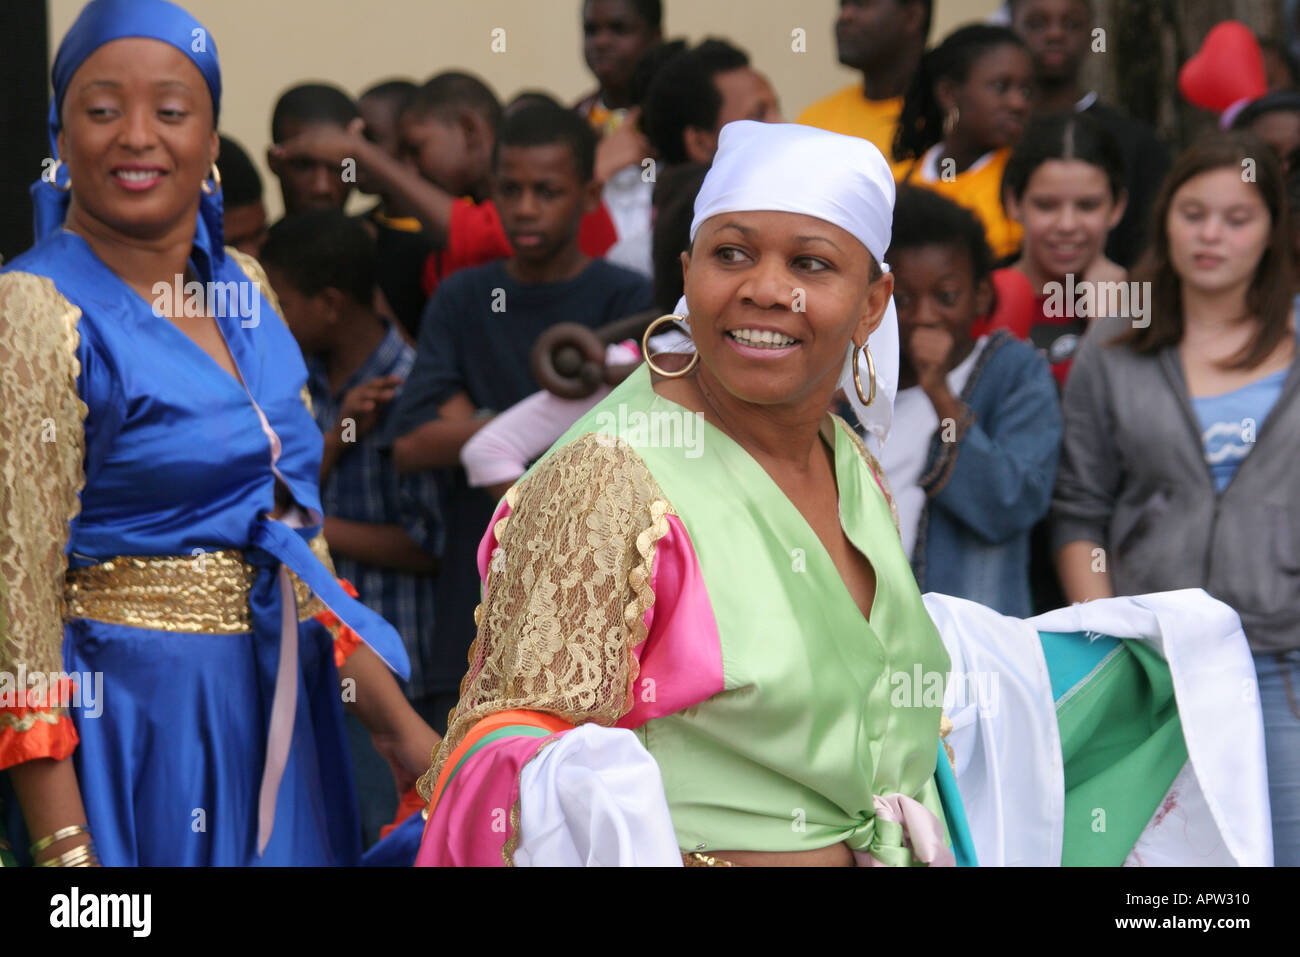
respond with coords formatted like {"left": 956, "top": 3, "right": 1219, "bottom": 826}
{"left": 270, "top": 73, "right": 620, "bottom": 301}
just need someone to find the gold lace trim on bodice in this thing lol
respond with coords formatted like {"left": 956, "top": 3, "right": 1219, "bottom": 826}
{"left": 417, "top": 434, "right": 674, "bottom": 800}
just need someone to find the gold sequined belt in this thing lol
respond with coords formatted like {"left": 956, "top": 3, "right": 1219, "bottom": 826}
{"left": 64, "top": 535, "right": 332, "bottom": 634}
{"left": 682, "top": 852, "right": 739, "bottom": 867}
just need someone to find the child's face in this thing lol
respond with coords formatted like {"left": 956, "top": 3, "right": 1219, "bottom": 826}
{"left": 493, "top": 144, "right": 598, "bottom": 267}
{"left": 583, "top": 0, "right": 659, "bottom": 92}
{"left": 1166, "top": 167, "right": 1271, "bottom": 298}
{"left": 1010, "top": 0, "right": 1093, "bottom": 84}
{"left": 941, "top": 44, "right": 1032, "bottom": 151}
{"left": 274, "top": 119, "right": 352, "bottom": 214}
{"left": 358, "top": 94, "right": 403, "bottom": 194}
{"left": 890, "top": 244, "right": 989, "bottom": 377}
{"left": 264, "top": 266, "right": 334, "bottom": 355}
{"left": 1007, "top": 159, "right": 1124, "bottom": 281}
{"left": 398, "top": 111, "right": 485, "bottom": 196}
{"left": 359, "top": 96, "right": 402, "bottom": 158}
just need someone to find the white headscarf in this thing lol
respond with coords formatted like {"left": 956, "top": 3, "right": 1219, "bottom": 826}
{"left": 669, "top": 120, "right": 900, "bottom": 451}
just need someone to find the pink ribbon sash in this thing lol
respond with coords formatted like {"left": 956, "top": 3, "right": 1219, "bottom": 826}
{"left": 855, "top": 792, "right": 957, "bottom": 867}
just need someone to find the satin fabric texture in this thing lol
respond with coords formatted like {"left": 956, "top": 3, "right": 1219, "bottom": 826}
{"left": 2, "top": 232, "right": 409, "bottom": 865}
{"left": 417, "top": 364, "right": 963, "bottom": 864}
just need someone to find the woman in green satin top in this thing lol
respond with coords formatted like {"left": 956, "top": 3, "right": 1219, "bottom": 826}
{"left": 416, "top": 121, "right": 971, "bottom": 867}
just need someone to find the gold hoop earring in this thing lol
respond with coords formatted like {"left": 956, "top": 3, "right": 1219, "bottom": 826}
{"left": 852, "top": 342, "right": 876, "bottom": 407}
{"left": 201, "top": 163, "right": 222, "bottom": 195}
{"left": 45, "top": 158, "right": 72, "bottom": 192}
{"left": 641, "top": 313, "right": 700, "bottom": 379}
{"left": 942, "top": 106, "right": 960, "bottom": 139}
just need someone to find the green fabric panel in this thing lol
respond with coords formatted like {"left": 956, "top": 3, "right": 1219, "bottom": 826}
{"left": 1041, "top": 629, "right": 1121, "bottom": 702}
{"left": 540, "top": 365, "right": 952, "bottom": 858}
{"left": 1058, "top": 640, "right": 1187, "bottom": 866}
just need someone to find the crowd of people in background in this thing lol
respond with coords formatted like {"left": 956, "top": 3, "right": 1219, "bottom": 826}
{"left": 145, "top": 0, "right": 1300, "bottom": 862}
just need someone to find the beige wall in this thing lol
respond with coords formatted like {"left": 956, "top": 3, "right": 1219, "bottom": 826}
{"left": 49, "top": 0, "right": 1003, "bottom": 219}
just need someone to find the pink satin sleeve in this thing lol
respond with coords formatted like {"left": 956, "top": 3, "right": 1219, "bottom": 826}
{"left": 418, "top": 499, "right": 725, "bottom": 865}
{"left": 477, "top": 499, "right": 725, "bottom": 727}
{"left": 414, "top": 730, "right": 567, "bottom": 867}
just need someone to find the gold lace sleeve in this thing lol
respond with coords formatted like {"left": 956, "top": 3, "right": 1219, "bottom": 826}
{"left": 417, "top": 433, "right": 674, "bottom": 799}
{"left": 0, "top": 272, "right": 88, "bottom": 702}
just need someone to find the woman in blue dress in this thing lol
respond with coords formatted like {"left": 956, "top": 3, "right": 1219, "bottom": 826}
{"left": 0, "top": 0, "right": 437, "bottom": 866}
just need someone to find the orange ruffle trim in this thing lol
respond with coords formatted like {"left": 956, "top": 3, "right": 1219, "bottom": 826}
{"left": 312, "top": 577, "right": 365, "bottom": 668}
{"left": 0, "top": 711, "right": 79, "bottom": 770}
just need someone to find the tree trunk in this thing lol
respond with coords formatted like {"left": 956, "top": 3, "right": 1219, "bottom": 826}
{"left": 1083, "top": 0, "right": 1283, "bottom": 150}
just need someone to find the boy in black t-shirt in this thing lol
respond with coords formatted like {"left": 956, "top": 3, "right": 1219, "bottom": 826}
{"left": 388, "top": 104, "right": 653, "bottom": 726}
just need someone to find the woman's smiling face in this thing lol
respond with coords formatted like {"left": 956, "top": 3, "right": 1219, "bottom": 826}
{"left": 681, "top": 209, "right": 892, "bottom": 409}
{"left": 57, "top": 37, "right": 217, "bottom": 239}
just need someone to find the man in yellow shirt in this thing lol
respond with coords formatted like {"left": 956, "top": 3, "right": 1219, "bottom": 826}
{"left": 797, "top": 0, "right": 931, "bottom": 157}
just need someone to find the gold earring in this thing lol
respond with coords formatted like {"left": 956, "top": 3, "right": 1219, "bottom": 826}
{"left": 201, "top": 162, "right": 222, "bottom": 195}
{"left": 45, "top": 158, "right": 72, "bottom": 192}
{"left": 641, "top": 314, "right": 700, "bottom": 378}
{"left": 942, "top": 106, "right": 960, "bottom": 139}
{"left": 852, "top": 342, "right": 876, "bottom": 407}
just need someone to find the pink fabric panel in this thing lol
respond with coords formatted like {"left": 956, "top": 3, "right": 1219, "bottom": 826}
{"left": 619, "top": 514, "right": 724, "bottom": 728}
{"left": 471, "top": 505, "right": 724, "bottom": 728}
{"left": 414, "top": 731, "right": 568, "bottom": 867}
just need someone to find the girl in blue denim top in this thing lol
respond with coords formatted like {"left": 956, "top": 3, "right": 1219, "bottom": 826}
{"left": 877, "top": 187, "right": 1061, "bottom": 617}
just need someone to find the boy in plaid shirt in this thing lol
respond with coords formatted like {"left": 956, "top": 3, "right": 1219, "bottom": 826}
{"left": 261, "top": 210, "right": 441, "bottom": 847}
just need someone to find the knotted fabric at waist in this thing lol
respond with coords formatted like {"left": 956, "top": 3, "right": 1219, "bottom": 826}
{"left": 853, "top": 792, "right": 956, "bottom": 867}
{"left": 681, "top": 791, "right": 956, "bottom": 868}
{"left": 64, "top": 533, "right": 334, "bottom": 632}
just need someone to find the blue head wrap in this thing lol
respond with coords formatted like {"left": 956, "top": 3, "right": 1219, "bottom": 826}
{"left": 36, "top": 0, "right": 224, "bottom": 273}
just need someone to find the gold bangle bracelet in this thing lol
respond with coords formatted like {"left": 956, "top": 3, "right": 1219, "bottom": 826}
{"left": 36, "top": 842, "right": 97, "bottom": 868}
{"left": 37, "top": 844, "right": 95, "bottom": 868}
{"left": 29, "top": 824, "right": 90, "bottom": 857}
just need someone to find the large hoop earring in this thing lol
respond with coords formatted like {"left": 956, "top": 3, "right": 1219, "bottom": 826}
{"left": 201, "top": 163, "right": 222, "bottom": 195}
{"left": 45, "top": 158, "right": 72, "bottom": 192}
{"left": 641, "top": 314, "right": 700, "bottom": 379}
{"left": 852, "top": 342, "right": 876, "bottom": 407}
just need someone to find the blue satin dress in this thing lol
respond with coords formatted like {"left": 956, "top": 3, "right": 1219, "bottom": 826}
{"left": 1, "top": 230, "right": 410, "bottom": 866}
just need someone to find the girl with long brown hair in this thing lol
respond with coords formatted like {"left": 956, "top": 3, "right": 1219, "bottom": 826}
{"left": 1053, "top": 132, "right": 1300, "bottom": 864}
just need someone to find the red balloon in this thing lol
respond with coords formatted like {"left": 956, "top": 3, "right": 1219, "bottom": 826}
{"left": 1179, "top": 21, "right": 1268, "bottom": 113}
